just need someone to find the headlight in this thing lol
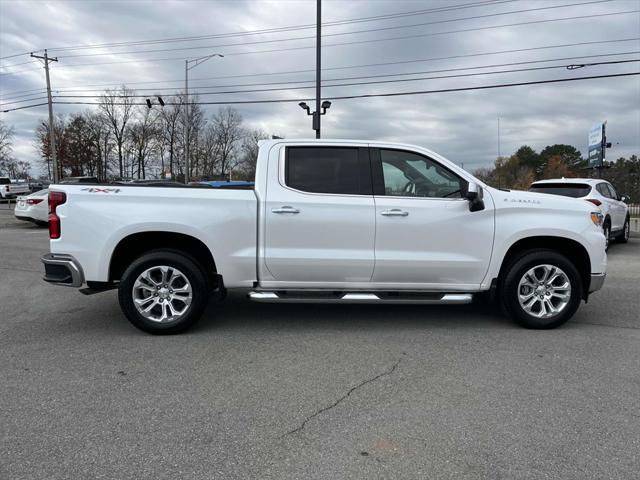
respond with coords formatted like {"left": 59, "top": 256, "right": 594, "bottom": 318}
{"left": 591, "top": 211, "right": 604, "bottom": 227}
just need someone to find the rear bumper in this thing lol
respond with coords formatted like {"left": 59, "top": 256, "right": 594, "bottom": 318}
{"left": 589, "top": 273, "right": 606, "bottom": 293}
{"left": 42, "top": 253, "right": 84, "bottom": 287}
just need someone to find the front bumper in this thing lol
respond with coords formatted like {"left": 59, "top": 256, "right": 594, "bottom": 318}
{"left": 589, "top": 273, "right": 606, "bottom": 293}
{"left": 42, "top": 253, "right": 84, "bottom": 287}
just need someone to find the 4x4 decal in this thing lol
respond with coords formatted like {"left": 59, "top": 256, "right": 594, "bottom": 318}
{"left": 81, "top": 188, "right": 121, "bottom": 193}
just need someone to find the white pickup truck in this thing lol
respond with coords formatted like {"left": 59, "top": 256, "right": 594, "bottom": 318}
{"left": 42, "top": 139, "right": 607, "bottom": 334}
{"left": 0, "top": 177, "right": 30, "bottom": 199}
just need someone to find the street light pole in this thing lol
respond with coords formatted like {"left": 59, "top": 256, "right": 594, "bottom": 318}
{"left": 184, "top": 53, "right": 223, "bottom": 183}
{"left": 315, "top": 0, "right": 321, "bottom": 139}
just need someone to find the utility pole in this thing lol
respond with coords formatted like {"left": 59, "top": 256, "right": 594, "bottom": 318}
{"left": 184, "top": 60, "right": 189, "bottom": 183}
{"left": 31, "top": 49, "right": 59, "bottom": 183}
{"left": 497, "top": 117, "right": 501, "bottom": 159}
{"left": 315, "top": 0, "right": 321, "bottom": 139}
{"left": 184, "top": 53, "right": 223, "bottom": 183}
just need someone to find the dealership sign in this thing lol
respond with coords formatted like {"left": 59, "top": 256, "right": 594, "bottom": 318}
{"left": 588, "top": 122, "right": 605, "bottom": 168}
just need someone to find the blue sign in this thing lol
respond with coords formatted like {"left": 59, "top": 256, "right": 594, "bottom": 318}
{"left": 588, "top": 122, "right": 605, "bottom": 168}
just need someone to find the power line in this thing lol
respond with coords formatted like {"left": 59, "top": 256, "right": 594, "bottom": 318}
{"left": 3, "top": 52, "right": 637, "bottom": 106}
{"left": 0, "top": 0, "right": 519, "bottom": 60}
{"left": 50, "top": 0, "right": 616, "bottom": 60}
{"left": 48, "top": 1, "right": 521, "bottom": 52}
{"left": 4, "top": 8, "right": 635, "bottom": 74}
{"left": 3, "top": 71, "right": 638, "bottom": 112}
{"left": 2, "top": 37, "right": 638, "bottom": 98}
{"left": 43, "top": 59, "right": 639, "bottom": 100}
{"left": 1, "top": 102, "right": 48, "bottom": 113}
{"left": 5, "top": 52, "right": 634, "bottom": 105}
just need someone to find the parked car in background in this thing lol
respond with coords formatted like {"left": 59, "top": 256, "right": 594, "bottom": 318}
{"left": 197, "top": 180, "right": 255, "bottom": 189}
{"left": 29, "top": 180, "right": 51, "bottom": 193}
{"left": 529, "top": 178, "right": 630, "bottom": 248}
{"left": 59, "top": 176, "right": 99, "bottom": 184}
{"left": 14, "top": 189, "right": 49, "bottom": 225}
{"left": 0, "top": 177, "right": 30, "bottom": 199}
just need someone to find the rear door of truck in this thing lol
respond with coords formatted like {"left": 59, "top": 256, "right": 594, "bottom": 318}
{"left": 262, "top": 143, "right": 375, "bottom": 285}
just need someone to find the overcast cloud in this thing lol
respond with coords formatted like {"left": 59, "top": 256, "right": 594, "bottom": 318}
{"left": 1, "top": 0, "right": 639, "bottom": 174}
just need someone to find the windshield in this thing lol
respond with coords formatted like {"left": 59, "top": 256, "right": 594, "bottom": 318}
{"left": 0, "top": 178, "right": 10, "bottom": 185}
{"left": 529, "top": 183, "right": 591, "bottom": 198}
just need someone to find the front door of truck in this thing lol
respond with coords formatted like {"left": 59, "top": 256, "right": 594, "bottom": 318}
{"left": 263, "top": 145, "right": 375, "bottom": 286}
{"left": 370, "top": 147, "right": 494, "bottom": 289}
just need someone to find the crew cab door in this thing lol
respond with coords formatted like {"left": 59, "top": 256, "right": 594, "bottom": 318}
{"left": 262, "top": 144, "right": 375, "bottom": 286}
{"left": 370, "top": 147, "right": 494, "bottom": 289}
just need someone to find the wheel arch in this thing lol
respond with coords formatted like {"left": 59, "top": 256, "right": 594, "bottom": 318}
{"left": 497, "top": 236, "right": 591, "bottom": 299}
{"left": 109, "top": 231, "right": 218, "bottom": 286}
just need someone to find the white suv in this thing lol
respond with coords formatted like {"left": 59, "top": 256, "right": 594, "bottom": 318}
{"left": 530, "top": 178, "right": 630, "bottom": 248}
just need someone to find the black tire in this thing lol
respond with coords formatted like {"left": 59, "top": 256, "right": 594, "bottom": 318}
{"left": 118, "top": 250, "right": 209, "bottom": 334}
{"left": 616, "top": 216, "right": 630, "bottom": 244}
{"left": 500, "top": 249, "right": 583, "bottom": 329}
{"left": 603, "top": 220, "right": 611, "bottom": 252}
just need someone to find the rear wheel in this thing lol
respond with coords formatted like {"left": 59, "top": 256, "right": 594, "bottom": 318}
{"left": 603, "top": 221, "right": 611, "bottom": 251}
{"left": 118, "top": 250, "right": 209, "bottom": 334}
{"left": 501, "top": 250, "right": 582, "bottom": 329}
{"left": 616, "top": 217, "right": 630, "bottom": 244}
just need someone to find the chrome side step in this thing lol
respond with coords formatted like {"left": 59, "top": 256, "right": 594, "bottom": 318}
{"left": 248, "top": 291, "right": 473, "bottom": 304}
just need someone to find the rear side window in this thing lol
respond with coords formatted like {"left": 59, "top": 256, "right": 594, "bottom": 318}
{"left": 605, "top": 183, "right": 618, "bottom": 199}
{"left": 529, "top": 183, "right": 591, "bottom": 198}
{"left": 596, "top": 183, "right": 613, "bottom": 198}
{"left": 285, "top": 147, "right": 363, "bottom": 195}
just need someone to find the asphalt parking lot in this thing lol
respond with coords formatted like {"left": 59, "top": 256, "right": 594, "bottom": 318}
{"left": 1, "top": 208, "right": 639, "bottom": 480}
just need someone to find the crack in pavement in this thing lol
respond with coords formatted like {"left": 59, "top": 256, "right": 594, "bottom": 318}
{"left": 283, "top": 359, "right": 402, "bottom": 437}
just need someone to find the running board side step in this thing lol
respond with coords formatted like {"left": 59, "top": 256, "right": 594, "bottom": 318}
{"left": 248, "top": 291, "right": 473, "bottom": 304}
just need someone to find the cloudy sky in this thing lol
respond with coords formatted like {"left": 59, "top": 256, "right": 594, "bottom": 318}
{"left": 1, "top": 0, "right": 639, "bottom": 174}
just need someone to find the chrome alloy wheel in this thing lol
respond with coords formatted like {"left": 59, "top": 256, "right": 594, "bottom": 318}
{"left": 132, "top": 266, "right": 193, "bottom": 323}
{"left": 517, "top": 264, "right": 571, "bottom": 319}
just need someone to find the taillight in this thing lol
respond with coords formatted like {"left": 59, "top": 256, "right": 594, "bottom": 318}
{"left": 48, "top": 191, "right": 66, "bottom": 239}
{"left": 27, "top": 198, "right": 44, "bottom": 205}
{"left": 586, "top": 199, "right": 602, "bottom": 206}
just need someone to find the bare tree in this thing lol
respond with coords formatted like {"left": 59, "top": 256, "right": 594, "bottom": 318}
{"left": 0, "top": 120, "right": 15, "bottom": 175}
{"left": 128, "top": 105, "right": 159, "bottom": 179}
{"left": 237, "top": 128, "right": 269, "bottom": 180}
{"left": 158, "top": 95, "right": 183, "bottom": 178}
{"left": 86, "top": 111, "right": 113, "bottom": 181}
{"left": 99, "top": 85, "right": 135, "bottom": 178}
{"left": 211, "top": 107, "right": 244, "bottom": 179}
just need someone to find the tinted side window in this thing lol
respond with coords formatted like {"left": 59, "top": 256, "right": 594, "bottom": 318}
{"left": 379, "top": 149, "right": 464, "bottom": 198}
{"left": 597, "top": 183, "right": 612, "bottom": 198}
{"left": 606, "top": 183, "right": 618, "bottom": 199}
{"left": 286, "top": 147, "right": 361, "bottom": 195}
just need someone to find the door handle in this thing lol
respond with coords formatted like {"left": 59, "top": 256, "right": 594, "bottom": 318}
{"left": 271, "top": 206, "right": 300, "bottom": 214}
{"left": 381, "top": 209, "right": 409, "bottom": 217}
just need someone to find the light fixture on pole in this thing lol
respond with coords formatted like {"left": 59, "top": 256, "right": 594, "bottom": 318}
{"left": 184, "top": 53, "right": 224, "bottom": 183}
{"left": 299, "top": 100, "right": 331, "bottom": 137}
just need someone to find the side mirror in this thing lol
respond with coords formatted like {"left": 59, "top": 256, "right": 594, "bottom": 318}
{"left": 620, "top": 195, "right": 629, "bottom": 203}
{"left": 465, "top": 182, "right": 485, "bottom": 212}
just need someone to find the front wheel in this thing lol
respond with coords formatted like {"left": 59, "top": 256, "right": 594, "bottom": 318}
{"left": 501, "top": 250, "right": 582, "bottom": 329}
{"left": 118, "top": 250, "right": 210, "bottom": 334}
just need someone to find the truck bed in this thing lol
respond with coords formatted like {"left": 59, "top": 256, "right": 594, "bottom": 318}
{"left": 49, "top": 184, "right": 259, "bottom": 287}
